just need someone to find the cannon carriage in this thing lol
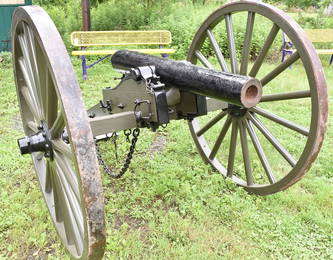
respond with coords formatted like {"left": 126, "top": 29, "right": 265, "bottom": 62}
{"left": 12, "top": 1, "right": 327, "bottom": 259}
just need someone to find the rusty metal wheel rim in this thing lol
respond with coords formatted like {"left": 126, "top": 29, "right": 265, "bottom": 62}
{"left": 187, "top": 1, "right": 328, "bottom": 195}
{"left": 12, "top": 6, "right": 105, "bottom": 259}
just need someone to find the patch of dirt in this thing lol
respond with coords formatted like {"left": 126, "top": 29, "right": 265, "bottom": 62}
{"left": 113, "top": 215, "right": 145, "bottom": 230}
{"left": 113, "top": 215, "right": 151, "bottom": 245}
{"left": 149, "top": 134, "right": 167, "bottom": 155}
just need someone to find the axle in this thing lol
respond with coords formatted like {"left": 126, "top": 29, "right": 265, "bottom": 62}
{"left": 111, "top": 50, "right": 262, "bottom": 108}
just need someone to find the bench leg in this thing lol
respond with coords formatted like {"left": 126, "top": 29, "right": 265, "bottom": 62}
{"left": 330, "top": 54, "right": 333, "bottom": 65}
{"left": 281, "top": 50, "right": 286, "bottom": 63}
{"left": 81, "top": 55, "right": 88, "bottom": 80}
{"left": 160, "top": 45, "right": 169, "bottom": 58}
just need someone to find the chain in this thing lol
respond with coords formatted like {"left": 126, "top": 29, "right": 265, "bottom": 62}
{"left": 95, "top": 128, "right": 140, "bottom": 179}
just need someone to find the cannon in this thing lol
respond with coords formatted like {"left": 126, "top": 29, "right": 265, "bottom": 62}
{"left": 12, "top": 1, "right": 327, "bottom": 259}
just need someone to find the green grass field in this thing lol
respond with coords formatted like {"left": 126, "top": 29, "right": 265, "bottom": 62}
{"left": 0, "top": 49, "right": 332, "bottom": 260}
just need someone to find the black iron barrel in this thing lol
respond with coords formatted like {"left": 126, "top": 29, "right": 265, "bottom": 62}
{"left": 111, "top": 50, "right": 262, "bottom": 108}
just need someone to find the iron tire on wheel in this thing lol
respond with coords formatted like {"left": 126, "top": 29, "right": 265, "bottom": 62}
{"left": 12, "top": 6, "right": 106, "bottom": 259}
{"left": 187, "top": 1, "right": 328, "bottom": 195}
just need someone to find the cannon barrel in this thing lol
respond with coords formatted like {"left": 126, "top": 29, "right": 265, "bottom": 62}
{"left": 111, "top": 50, "right": 262, "bottom": 108}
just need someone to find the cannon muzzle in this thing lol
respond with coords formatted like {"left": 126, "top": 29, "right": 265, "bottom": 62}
{"left": 111, "top": 50, "right": 262, "bottom": 108}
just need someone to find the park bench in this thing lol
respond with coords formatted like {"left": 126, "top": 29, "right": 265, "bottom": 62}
{"left": 71, "top": 30, "right": 175, "bottom": 79}
{"left": 282, "top": 29, "right": 333, "bottom": 64}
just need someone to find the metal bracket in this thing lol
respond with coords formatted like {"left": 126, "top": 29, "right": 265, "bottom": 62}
{"left": 99, "top": 100, "right": 112, "bottom": 114}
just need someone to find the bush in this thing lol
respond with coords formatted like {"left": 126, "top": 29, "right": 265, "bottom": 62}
{"left": 267, "top": 0, "right": 319, "bottom": 9}
{"left": 153, "top": 6, "right": 281, "bottom": 61}
{"left": 37, "top": 0, "right": 283, "bottom": 61}
{"left": 42, "top": 1, "right": 82, "bottom": 47}
{"left": 91, "top": 0, "right": 174, "bottom": 30}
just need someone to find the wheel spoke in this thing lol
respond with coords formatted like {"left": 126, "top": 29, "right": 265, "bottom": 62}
{"left": 46, "top": 70, "right": 58, "bottom": 127}
{"left": 195, "top": 50, "right": 214, "bottom": 69}
{"left": 260, "top": 90, "right": 311, "bottom": 102}
{"left": 239, "top": 119, "right": 253, "bottom": 186}
{"left": 22, "top": 23, "right": 42, "bottom": 104}
{"left": 53, "top": 166, "right": 81, "bottom": 253}
{"left": 209, "top": 116, "right": 232, "bottom": 160}
{"left": 18, "top": 34, "right": 37, "bottom": 89}
{"left": 52, "top": 139, "right": 73, "bottom": 160}
{"left": 225, "top": 14, "right": 238, "bottom": 74}
{"left": 251, "top": 106, "right": 309, "bottom": 136}
{"left": 45, "top": 160, "right": 52, "bottom": 193}
{"left": 27, "top": 120, "right": 38, "bottom": 132}
{"left": 50, "top": 113, "right": 65, "bottom": 139}
{"left": 244, "top": 117, "right": 276, "bottom": 184}
{"left": 50, "top": 161, "right": 63, "bottom": 222}
{"left": 54, "top": 152, "right": 80, "bottom": 201}
{"left": 196, "top": 110, "right": 227, "bottom": 136}
{"left": 35, "top": 41, "right": 47, "bottom": 117}
{"left": 54, "top": 153, "right": 84, "bottom": 239}
{"left": 261, "top": 51, "right": 300, "bottom": 86}
{"left": 18, "top": 32, "right": 43, "bottom": 115}
{"left": 249, "top": 23, "right": 279, "bottom": 77}
{"left": 227, "top": 118, "right": 238, "bottom": 177}
{"left": 206, "top": 28, "right": 229, "bottom": 72}
{"left": 18, "top": 57, "right": 43, "bottom": 120}
{"left": 35, "top": 152, "right": 44, "bottom": 161}
{"left": 21, "top": 86, "right": 40, "bottom": 121}
{"left": 247, "top": 113, "right": 296, "bottom": 167}
{"left": 240, "top": 11, "right": 255, "bottom": 75}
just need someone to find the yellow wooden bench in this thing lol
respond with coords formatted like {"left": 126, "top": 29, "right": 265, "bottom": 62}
{"left": 71, "top": 30, "right": 175, "bottom": 80}
{"left": 282, "top": 29, "right": 333, "bottom": 64}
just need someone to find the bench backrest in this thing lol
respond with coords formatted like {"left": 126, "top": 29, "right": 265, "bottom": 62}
{"left": 304, "top": 29, "right": 333, "bottom": 43}
{"left": 71, "top": 30, "right": 172, "bottom": 47}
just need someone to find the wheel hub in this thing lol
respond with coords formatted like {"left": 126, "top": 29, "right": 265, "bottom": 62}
{"left": 18, "top": 121, "right": 53, "bottom": 159}
{"left": 227, "top": 104, "right": 247, "bottom": 118}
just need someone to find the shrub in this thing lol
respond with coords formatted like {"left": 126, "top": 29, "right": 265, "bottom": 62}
{"left": 267, "top": 0, "right": 319, "bottom": 9}
{"left": 91, "top": 0, "right": 174, "bottom": 30}
{"left": 42, "top": 1, "right": 82, "bottom": 47}
{"left": 37, "top": 0, "right": 283, "bottom": 60}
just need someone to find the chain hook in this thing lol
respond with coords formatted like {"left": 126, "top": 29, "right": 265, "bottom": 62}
{"left": 124, "top": 129, "right": 132, "bottom": 142}
{"left": 95, "top": 128, "right": 140, "bottom": 179}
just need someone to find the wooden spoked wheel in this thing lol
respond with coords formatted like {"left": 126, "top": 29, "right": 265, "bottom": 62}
{"left": 12, "top": 6, "right": 105, "bottom": 259}
{"left": 188, "top": 1, "right": 328, "bottom": 195}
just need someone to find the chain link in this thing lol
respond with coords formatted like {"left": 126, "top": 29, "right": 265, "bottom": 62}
{"left": 95, "top": 128, "right": 140, "bottom": 179}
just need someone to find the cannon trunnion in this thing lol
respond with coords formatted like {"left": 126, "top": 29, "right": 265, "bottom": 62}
{"left": 12, "top": 1, "right": 327, "bottom": 259}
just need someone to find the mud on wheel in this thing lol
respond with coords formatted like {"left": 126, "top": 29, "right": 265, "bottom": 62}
{"left": 12, "top": 6, "right": 106, "bottom": 259}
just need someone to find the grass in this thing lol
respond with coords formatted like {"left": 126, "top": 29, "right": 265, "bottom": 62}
{"left": 0, "top": 45, "right": 333, "bottom": 260}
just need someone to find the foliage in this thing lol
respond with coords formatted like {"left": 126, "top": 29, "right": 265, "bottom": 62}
{"left": 267, "top": 0, "right": 320, "bottom": 9}
{"left": 36, "top": 0, "right": 290, "bottom": 61}
{"left": 91, "top": 1, "right": 157, "bottom": 30}
{"left": 297, "top": 12, "right": 333, "bottom": 29}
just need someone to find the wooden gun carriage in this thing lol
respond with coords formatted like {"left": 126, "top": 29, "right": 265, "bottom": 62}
{"left": 11, "top": 1, "right": 327, "bottom": 259}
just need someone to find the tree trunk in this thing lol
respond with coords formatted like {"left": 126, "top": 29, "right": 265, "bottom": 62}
{"left": 81, "top": 0, "right": 91, "bottom": 31}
